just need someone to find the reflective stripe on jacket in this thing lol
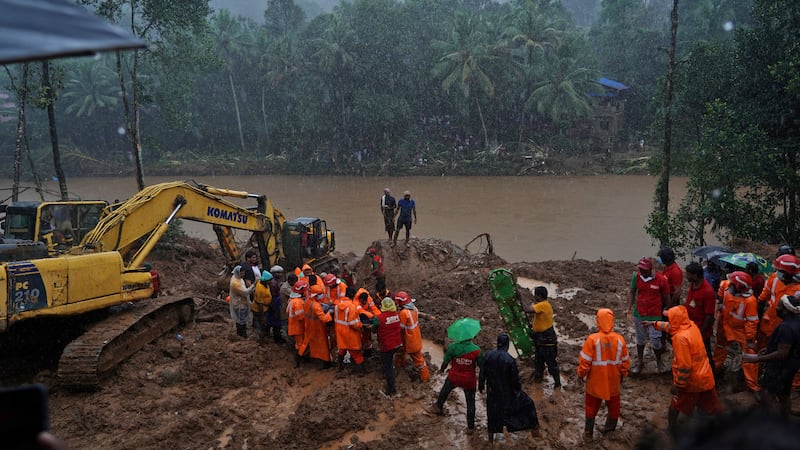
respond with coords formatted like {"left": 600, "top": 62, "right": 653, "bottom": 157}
{"left": 577, "top": 308, "right": 630, "bottom": 400}
{"left": 398, "top": 306, "right": 422, "bottom": 353}
{"left": 286, "top": 297, "right": 305, "bottom": 336}
{"left": 334, "top": 299, "right": 363, "bottom": 350}
{"left": 655, "top": 306, "right": 715, "bottom": 392}
{"left": 721, "top": 290, "right": 758, "bottom": 343}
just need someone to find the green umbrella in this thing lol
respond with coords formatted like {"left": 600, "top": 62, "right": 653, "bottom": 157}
{"left": 447, "top": 317, "right": 481, "bottom": 342}
{"left": 718, "top": 252, "right": 773, "bottom": 274}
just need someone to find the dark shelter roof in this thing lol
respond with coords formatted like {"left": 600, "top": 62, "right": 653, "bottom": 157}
{"left": 0, "top": 0, "right": 145, "bottom": 65}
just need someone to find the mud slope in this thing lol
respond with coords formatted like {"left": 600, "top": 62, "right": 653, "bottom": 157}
{"left": 28, "top": 236, "right": 769, "bottom": 449}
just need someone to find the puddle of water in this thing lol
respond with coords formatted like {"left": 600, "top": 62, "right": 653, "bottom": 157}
{"left": 216, "top": 426, "right": 234, "bottom": 447}
{"left": 553, "top": 324, "right": 584, "bottom": 346}
{"left": 321, "top": 411, "right": 398, "bottom": 449}
{"left": 575, "top": 312, "right": 597, "bottom": 330}
{"left": 557, "top": 287, "right": 588, "bottom": 300}
{"left": 422, "top": 338, "right": 444, "bottom": 368}
{"left": 517, "top": 277, "right": 559, "bottom": 297}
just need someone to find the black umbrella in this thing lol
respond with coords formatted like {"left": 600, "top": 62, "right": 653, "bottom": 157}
{"left": 0, "top": 0, "right": 146, "bottom": 65}
{"left": 691, "top": 245, "right": 733, "bottom": 262}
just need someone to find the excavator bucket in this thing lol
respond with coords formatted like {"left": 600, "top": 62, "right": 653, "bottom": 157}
{"left": 487, "top": 268, "right": 534, "bottom": 359}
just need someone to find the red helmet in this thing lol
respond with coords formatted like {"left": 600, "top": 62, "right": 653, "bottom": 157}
{"left": 368, "top": 248, "right": 377, "bottom": 255}
{"left": 324, "top": 274, "right": 338, "bottom": 286}
{"left": 394, "top": 291, "right": 411, "bottom": 306}
{"left": 774, "top": 254, "right": 800, "bottom": 275}
{"left": 727, "top": 271, "right": 752, "bottom": 291}
{"left": 293, "top": 279, "right": 309, "bottom": 293}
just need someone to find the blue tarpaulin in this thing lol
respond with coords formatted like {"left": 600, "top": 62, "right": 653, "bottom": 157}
{"left": 596, "top": 78, "right": 629, "bottom": 91}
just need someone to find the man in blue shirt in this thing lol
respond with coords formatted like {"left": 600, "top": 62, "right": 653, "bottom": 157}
{"left": 392, "top": 190, "right": 417, "bottom": 246}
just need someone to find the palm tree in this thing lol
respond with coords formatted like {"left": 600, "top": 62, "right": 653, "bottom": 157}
{"left": 309, "top": 14, "right": 355, "bottom": 148}
{"left": 433, "top": 13, "right": 501, "bottom": 149}
{"left": 210, "top": 10, "right": 253, "bottom": 155}
{"left": 62, "top": 61, "right": 120, "bottom": 118}
{"left": 524, "top": 52, "right": 594, "bottom": 126}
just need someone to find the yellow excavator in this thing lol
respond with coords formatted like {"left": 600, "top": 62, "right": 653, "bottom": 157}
{"left": 0, "top": 181, "right": 336, "bottom": 388}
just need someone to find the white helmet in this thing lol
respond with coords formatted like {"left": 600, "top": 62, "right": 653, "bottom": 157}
{"left": 270, "top": 265, "right": 284, "bottom": 273}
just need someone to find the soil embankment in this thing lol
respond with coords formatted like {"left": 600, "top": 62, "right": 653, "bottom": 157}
{"left": 7, "top": 235, "right": 776, "bottom": 449}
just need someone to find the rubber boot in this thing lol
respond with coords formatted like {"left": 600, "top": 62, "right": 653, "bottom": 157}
{"left": 236, "top": 323, "right": 247, "bottom": 338}
{"left": 552, "top": 369, "right": 562, "bottom": 388}
{"left": 655, "top": 349, "right": 667, "bottom": 374}
{"left": 337, "top": 355, "right": 344, "bottom": 371}
{"left": 598, "top": 417, "right": 618, "bottom": 434}
{"left": 273, "top": 327, "right": 286, "bottom": 344}
{"left": 584, "top": 419, "right": 594, "bottom": 441}
{"left": 418, "top": 365, "right": 430, "bottom": 382}
{"left": 294, "top": 353, "right": 301, "bottom": 369}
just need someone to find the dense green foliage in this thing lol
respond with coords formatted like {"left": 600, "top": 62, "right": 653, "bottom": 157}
{"left": 5, "top": 0, "right": 798, "bottom": 248}
{"left": 647, "top": 0, "right": 800, "bottom": 252}
{"left": 3, "top": 0, "right": 731, "bottom": 178}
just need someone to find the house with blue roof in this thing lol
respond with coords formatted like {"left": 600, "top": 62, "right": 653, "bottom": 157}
{"left": 589, "top": 77, "right": 628, "bottom": 151}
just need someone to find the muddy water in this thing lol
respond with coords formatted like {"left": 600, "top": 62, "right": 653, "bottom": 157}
{"left": 2, "top": 175, "right": 688, "bottom": 262}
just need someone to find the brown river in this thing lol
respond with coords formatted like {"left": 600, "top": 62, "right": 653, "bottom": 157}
{"left": 2, "top": 175, "right": 689, "bottom": 263}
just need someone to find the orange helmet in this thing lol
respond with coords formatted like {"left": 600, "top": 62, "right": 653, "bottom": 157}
{"left": 293, "top": 279, "right": 309, "bottom": 293}
{"left": 394, "top": 291, "right": 411, "bottom": 306}
{"left": 727, "top": 271, "right": 752, "bottom": 291}
{"left": 302, "top": 264, "right": 313, "bottom": 274}
{"left": 324, "top": 273, "right": 338, "bottom": 286}
{"left": 309, "top": 284, "right": 325, "bottom": 296}
{"left": 774, "top": 254, "right": 800, "bottom": 275}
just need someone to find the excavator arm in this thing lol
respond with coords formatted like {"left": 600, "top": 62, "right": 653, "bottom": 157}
{"left": 77, "top": 181, "right": 285, "bottom": 271}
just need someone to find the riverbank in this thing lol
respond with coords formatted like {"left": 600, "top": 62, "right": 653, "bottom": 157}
{"left": 5, "top": 146, "right": 656, "bottom": 180}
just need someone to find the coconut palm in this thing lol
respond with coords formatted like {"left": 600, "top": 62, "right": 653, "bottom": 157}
{"left": 210, "top": 10, "right": 254, "bottom": 154}
{"left": 433, "top": 13, "right": 502, "bottom": 149}
{"left": 62, "top": 61, "right": 120, "bottom": 118}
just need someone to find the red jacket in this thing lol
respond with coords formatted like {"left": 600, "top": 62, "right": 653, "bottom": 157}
{"left": 633, "top": 271, "right": 669, "bottom": 317}
{"left": 375, "top": 311, "right": 402, "bottom": 352}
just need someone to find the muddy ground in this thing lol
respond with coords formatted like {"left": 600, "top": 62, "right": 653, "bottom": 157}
{"left": 3, "top": 236, "right": 785, "bottom": 449}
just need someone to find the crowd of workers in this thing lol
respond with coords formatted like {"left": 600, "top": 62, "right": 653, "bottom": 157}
{"left": 581, "top": 244, "right": 800, "bottom": 440}
{"left": 227, "top": 187, "right": 800, "bottom": 443}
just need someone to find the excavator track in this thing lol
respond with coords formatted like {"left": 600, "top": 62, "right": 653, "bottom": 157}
{"left": 57, "top": 296, "right": 195, "bottom": 390}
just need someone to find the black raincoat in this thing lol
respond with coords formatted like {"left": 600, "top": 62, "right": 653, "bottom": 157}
{"left": 479, "top": 333, "right": 539, "bottom": 433}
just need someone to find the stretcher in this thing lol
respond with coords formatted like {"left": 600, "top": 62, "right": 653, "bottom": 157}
{"left": 487, "top": 268, "right": 534, "bottom": 358}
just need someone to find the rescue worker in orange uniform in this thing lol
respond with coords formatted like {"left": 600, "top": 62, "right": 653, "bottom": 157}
{"left": 335, "top": 295, "right": 365, "bottom": 373}
{"left": 286, "top": 280, "right": 307, "bottom": 368}
{"left": 712, "top": 271, "right": 760, "bottom": 392}
{"left": 394, "top": 291, "right": 430, "bottom": 382}
{"left": 355, "top": 289, "right": 381, "bottom": 356}
{"left": 300, "top": 284, "right": 334, "bottom": 369}
{"left": 645, "top": 306, "right": 722, "bottom": 437}
{"left": 302, "top": 264, "right": 324, "bottom": 290}
{"left": 756, "top": 254, "right": 800, "bottom": 389}
{"left": 757, "top": 255, "right": 800, "bottom": 350}
{"left": 577, "top": 308, "right": 630, "bottom": 440}
{"left": 324, "top": 273, "right": 348, "bottom": 305}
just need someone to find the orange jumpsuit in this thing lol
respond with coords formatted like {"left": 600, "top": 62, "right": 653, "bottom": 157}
{"left": 654, "top": 306, "right": 722, "bottom": 415}
{"left": 757, "top": 276, "right": 800, "bottom": 387}
{"left": 300, "top": 297, "right": 333, "bottom": 362}
{"left": 286, "top": 295, "right": 305, "bottom": 353}
{"left": 577, "top": 308, "right": 630, "bottom": 420}
{"left": 327, "top": 281, "right": 348, "bottom": 305}
{"left": 713, "top": 289, "right": 759, "bottom": 391}
{"left": 395, "top": 304, "right": 430, "bottom": 381}
{"left": 334, "top": 298, "right": 364, "bottom": 365}
{"left": 354, "top": 291, "right": 381, "bottom": 352}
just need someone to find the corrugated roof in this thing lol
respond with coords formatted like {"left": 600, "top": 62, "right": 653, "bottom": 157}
{"left": 596, "top": 78, "right": 629, "bottom": 90}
